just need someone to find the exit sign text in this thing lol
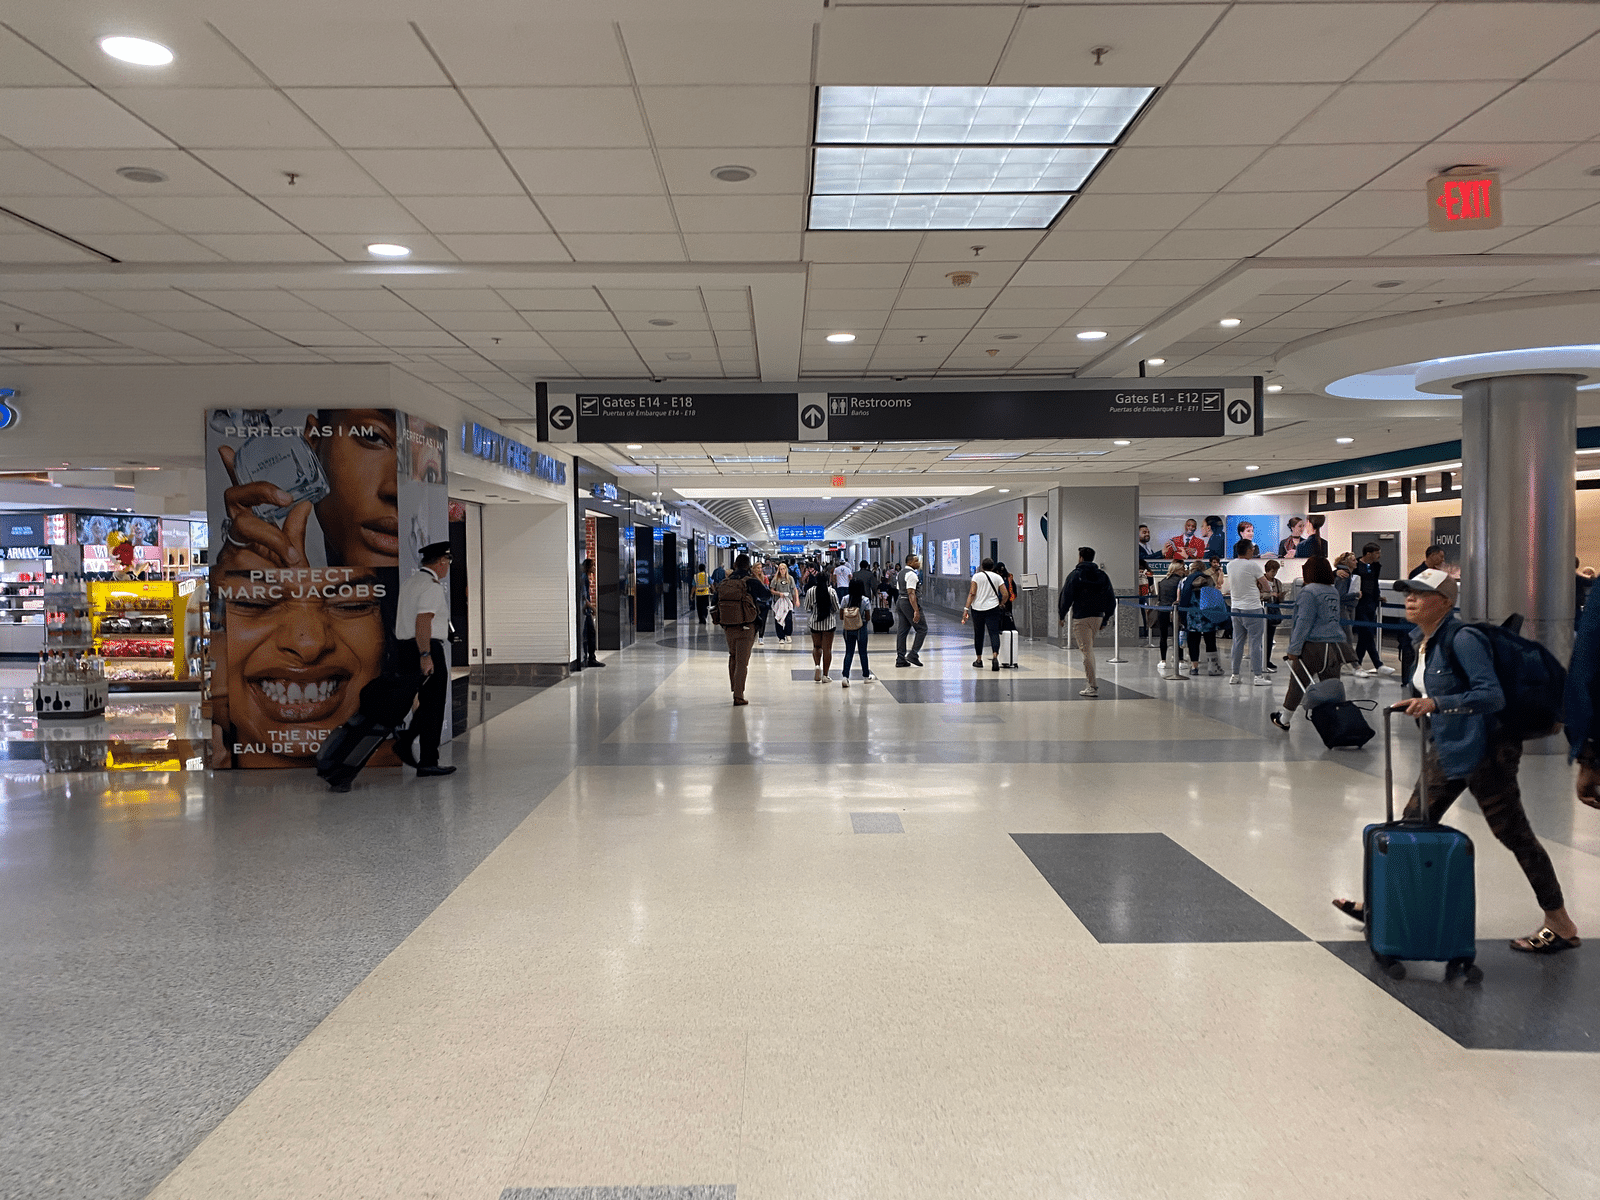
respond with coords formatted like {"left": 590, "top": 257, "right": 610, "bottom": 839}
{"left": 1427, "top": 170, "right": 1501, "bottom": 231}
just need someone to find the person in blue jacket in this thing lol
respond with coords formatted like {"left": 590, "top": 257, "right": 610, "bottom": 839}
{"left": 1333, "top": 569, "right": 1578, "bottom": 954}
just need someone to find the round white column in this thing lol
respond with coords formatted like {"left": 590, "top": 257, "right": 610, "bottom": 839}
{"left": 1457, "top": 372, "right": 1578, "bottom": 661}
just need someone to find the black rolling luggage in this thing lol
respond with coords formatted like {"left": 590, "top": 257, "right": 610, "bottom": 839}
{"left": 1291, "top": 659, "right": 1375, "bottom": 749}
{"left": 872, "top": 606, "right": 895, "bottom": 633}
{"left": 316, "top": 675, "right": 421, "bottom": 792}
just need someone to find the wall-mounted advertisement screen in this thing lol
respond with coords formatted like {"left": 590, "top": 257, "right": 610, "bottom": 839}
{"left": 941, "top": 538, "right": 960, "bottom": 575}
{"left": 968, "top": 533, "right": 980, "bottom": 575}
{"left": 204, "top": 407, "right": 448, "bottom": 770}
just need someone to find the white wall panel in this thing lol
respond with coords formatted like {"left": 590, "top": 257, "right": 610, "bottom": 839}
{"left": 481, "top": 499, "right": 575, "bottom": 666}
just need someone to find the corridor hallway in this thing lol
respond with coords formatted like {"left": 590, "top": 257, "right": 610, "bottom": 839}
{"left": 7, "top": 613, "right": 1600, "bottom": 1200}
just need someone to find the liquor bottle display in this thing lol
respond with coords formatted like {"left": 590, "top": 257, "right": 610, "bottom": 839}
{"left": 35, "top": 566, "right": 108, "bottom": 719}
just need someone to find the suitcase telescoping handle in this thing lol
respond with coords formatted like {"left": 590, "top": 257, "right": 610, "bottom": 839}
{"left": 1382, "top": 705, "right": 1431, "bottom": 824}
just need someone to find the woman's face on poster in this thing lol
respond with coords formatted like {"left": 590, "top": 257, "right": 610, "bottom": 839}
{"left": 308, "top": 409, "right": 399, "bottom": 567}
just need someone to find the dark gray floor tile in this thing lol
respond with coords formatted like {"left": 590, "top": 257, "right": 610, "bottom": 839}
{"left": 502, "top": 1189, "right": 735, "bottom": 1200}
{"left": 850, "top": 812, "right": 904, "bottom": 833}
{"left": 1320, "top": 940, "right": 1600, "bottom": 1051}
{"left": 1011, "top": 833, "right": 1307, "bottom": 944}
{"left": 877, "top": 678, "right": 1150, "bottom": 703}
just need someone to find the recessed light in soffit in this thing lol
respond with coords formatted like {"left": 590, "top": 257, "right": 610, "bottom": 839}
{"left": 809, "top": 86, "right": 1155, "bottom": 232}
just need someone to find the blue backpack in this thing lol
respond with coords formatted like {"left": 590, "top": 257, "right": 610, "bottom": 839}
{"left": 1194, "top": 585, "right": 1230, "bottom": 633}
{"left": 1441, "top": 616, "right": 1566, "bottom": 740}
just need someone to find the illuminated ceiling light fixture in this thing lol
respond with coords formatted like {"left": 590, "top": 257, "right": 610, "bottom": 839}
{"left": 1265, "top": 384, "right": 1283, "bottom": 393}
{"left": 826, "top": 332, "right": 856, "bottom": 343}
{"left": 1336, "top": 437, "right": 1355, "bottom": 444}
{"left": 1146, "top": 357, "right": 1165, "bottom": 365}
{"left": 366, "top": 243, "right": 411, "bottom": 258}
{"left": 1219, "top": 318, "right": 1242, "bottom": 328}
{"left": 626, "top": 444, "right": 642, "bottom": 450}
{"left": 1188, "top": 476, "right": 1201, "bottom": 482}
{"left": 1076, "top": 330, "right": 1108, "bottom": 341}
{"left": 1113, "top": 439, "right": 1131, "bottom": 446}
{"left": 100, "top": 36, "right": 174, "bottom": 65}
{"left": 1246, "top": 465, "right": 1260, "bottom": 471}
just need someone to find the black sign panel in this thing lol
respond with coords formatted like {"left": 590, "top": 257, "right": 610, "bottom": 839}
{"left": 824, "top": 387, "right": 1250, "bottom": 440}
{"left": 0, "top": 513, "right": 46, "bottom": 546}
{"left": 553, "top": 393, "right": 795, "bottom": 442}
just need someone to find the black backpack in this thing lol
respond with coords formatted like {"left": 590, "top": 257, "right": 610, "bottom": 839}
{"left": 1441, "top": 615, "right": 1567, "bottom": 739}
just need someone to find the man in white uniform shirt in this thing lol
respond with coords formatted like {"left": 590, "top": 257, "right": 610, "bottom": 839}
{"left": 395, "top": 540, "right": 454, "bottom": 776}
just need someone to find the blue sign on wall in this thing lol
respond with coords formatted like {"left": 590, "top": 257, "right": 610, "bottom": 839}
{"left": 777, "top": 525, "right": 825, "bottom": 540}
{"left": 778, "top": 543, "right": 804, "bottom": 554}
{"left": 462, "top": 422, "right": 566, "bottom": 485}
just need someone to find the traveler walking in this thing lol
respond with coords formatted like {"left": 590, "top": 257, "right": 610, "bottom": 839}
{"left": 1225, "top": 540, "right": 1272, "bottom": 686}
{"left": 1569, "top": 590, "right": 1600, "bottom": 808}
{"left": 1261, "top": 558, "right": 1286, "bottom": 671}
{"left": 833, "top": 559, "right": 852, "bottom": 591}
{"left": 851, "top": 559, "right": 878, "bottom": 600}
{"left": 769, "top": 562, "right": 798, "bottom": 645}
{"left": 805, "top": 571, "right": 840, "bottom": 682}
{"left": 839, "top": 579, "right": 874, "bottom": 686}
{"left": 894, "top": 555, "right": 927, "bottom": 667}
{"left": 711, "top": 560, "right": 727, "bottom": 587}
{"left": 579, "top": 557, "right": 605, "bottom": 669}
{"left": 693, "top": 563, "right": 711, "bottom": 625}
{"left": 1348, "top": 542, "right": 1396, "bottom": 677}
{"left": 963, "top": 557, "right": 1007, "bottom": 672}
{"left": 1057, "top": 546, "right": 1117, "bottom": 697}
{"left": 1179, "top": 567, "right": 1225, "bottom": 677}
{"left": 1156, "top": 561, "right": 1187, "bottom": 679}
{"left": 711, "top": 553, "right": 770, "bottom": 707}
{"left": 1332, "top": 569, "right": 1579, "bottom": 955}
{"left": 1270, "top": 556, "right": 1345, "bottom": 732}
{"left": 395, "top": 541, "right": 455, "bottom": 777}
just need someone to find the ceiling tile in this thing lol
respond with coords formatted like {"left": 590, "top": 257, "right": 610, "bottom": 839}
{"left": 673, "top": 195, "right": 803, "bottom": 234}
{"left": 1129, "top": 84, "right": 1338, "bottom": 148}
{"left": 1051, "top": 191, "right": 1210, "bottom": 231}
{"left": 1443, "top": 82, "right": 1600, "bottom": 144}
{"left": 107, "top": 88, "right": 335, "bottom": 150}
{"left": 1356, "top": 4, "right": 1600, "bottom": 82}
{"left": 1030, "top": 230, "right": 1167, "bottom": 261}
{"left": 424, "top": 311, "right": 532, "bottom": 333}
{"left": 263, "top": 195, "right": 423, "bottom": 234}
{"left": 315, "top": 233, "right": 456, "bottom": 261}
{"left": 88, "top": 235, "right": 224, "bottom": 262}
{"left": 658, "top": 148, "right": 809, "bottom": 196}
{"left": 641, "top": 87, "right": 811, "bottom": 148}
{"left": 1259, "top": 227, "right": 1410, "bottom": 257}
{"left": 189, "top": 233, "right": 340, "bottom": 261}
{"left": 818, "top": 8, "right": 1016, "bottom": 85}
{"left": 1223, "top": 143, "right": 1414, "bottom": 192}
{"left": 435, "top": 233, "right": 570, "bottom": 261}
{"left": 287, "top": 89, "right": 489, "bottom": 150}
{"left": 996, "top": 6, "right": 1225, "bottom": 87}
{"left": 1011, "top": 261, "right": 1129, "bottom": 288}
{"left": 124, "top": 196, "right": 298, "bottom": 234}
{"left": 621, "top": 20, "right": 815, "bottom": 85}
{"left": 684, "top": 233, "right": 802, "bottom": 261}
{"left": 1181, "top": 191, "right": 1345, "bottom": 230}
{"left": 895, "top": 286, "right": 1003, "bottom": 309}
{"left": 348, "top": 150, "right": 524, "bottom": 196}
{"left": 213, "top": 19, "right": 448, "bottom": 87}
{"left": 1285, "top": 81, "right": 1513, "bottom": 145}
{"left": 1088, "top": 146, "right": 1264, "bottom": 194}
{"left": 1504, "top": 143, "right": 1600, "bottom": 190}
{"left": 3, "top": 196, "right": 169, "bottom": 235}
{"left": 806, "top": 288, "right": 901, "bottom": 310}
{"left": 803, "top": 232, "right": 923, "bottom": 263}
{"left": 495, "top": 288, "right": 607, "bottom": 310}
{"left": 400, "top": 195, "right": 553, "bottom": 234}
{"left": 466, "top": 87, "right": 649, "bottom": 149}
{"left": 918, "top": 230, "right": 1044, "bottom": 260}
{"left": 0, "top": 88, "right": 170, "bottom": 150}
{"left": 414, "top": 21, "right": 631, "bottom": 86}
{"left": 192, "top": 149, "right": 387, "bottom": 197}
{"left": 811, "top": 263, "right": 910, "bottom": 289}
{"left": 0, "top": 27, "right": 79, "bottom": 86}
{"left": 0, "top": 150, "right": 105, "bottom": 197}
{"left": 505, "top": 149, "right": 663, "bottom": 196}
{"left": 1365, "top": 140, "right": 1574, "bottom": 194}
{"left": 0, "top": 232, "right": 101, "bottom": 263}
{"left": 1177, "top": 3, "right": 1430, "bottom": 84}
{"left": 562, "top": 233, "right": 685, "bottom": 262}
{"left": 520, "top": 311, "right": 622, "bottom": 332}
{"left": 536, "top": 195, "right": 678, "bottom": 234}
{"left": 601, "top": 289, "right": 703, "bottom": 311}
{"left": 905, "top": 259, "right": 1023, "bottom": 289}
{"left": 1490, "top": 226, "right": 1600, "bottom": 255}
{"left": 1112, "top": 259, "right": 1232, "bottom": 286}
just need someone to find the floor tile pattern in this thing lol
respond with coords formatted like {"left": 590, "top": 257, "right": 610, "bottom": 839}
{"left": 850, "top": 812, "right": 905, "bottom": 834}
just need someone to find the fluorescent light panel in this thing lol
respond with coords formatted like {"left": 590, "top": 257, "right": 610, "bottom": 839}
{"left": 812, "top": 146, "right": 1106, "bottom": 194}
{"left": 711, "top": 455, "right": 788, "bottom": 463}
{"left": 816, "top": 86, "right": 1155, "bottom": 145}
{"left": 810, "top": 193, "right": 1069, "bottom": 230}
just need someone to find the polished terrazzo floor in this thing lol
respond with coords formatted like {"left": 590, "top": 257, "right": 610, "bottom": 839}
{"left": 5, "top": 613, "right": 1600, "bottom": 1200}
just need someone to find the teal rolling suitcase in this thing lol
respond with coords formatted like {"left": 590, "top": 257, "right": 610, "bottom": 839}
{"left": 1362, "top": 708, "right": 1482, "bottom": 982}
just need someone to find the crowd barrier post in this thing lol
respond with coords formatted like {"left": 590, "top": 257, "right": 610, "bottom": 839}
{"left": 1108, "top": 598, "right": 1128, "bottom": 664}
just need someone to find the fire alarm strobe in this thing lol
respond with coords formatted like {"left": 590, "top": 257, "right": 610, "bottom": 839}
{"left": 1427, "top": 167, "right": 1501, "bottom": 232}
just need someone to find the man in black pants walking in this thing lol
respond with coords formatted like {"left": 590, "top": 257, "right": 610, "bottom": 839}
{"left": 1350, "top": 542, "right": 1396, "bottom": 678}
{"left": 396, "top": 541, "right": 455, "bottom": 777}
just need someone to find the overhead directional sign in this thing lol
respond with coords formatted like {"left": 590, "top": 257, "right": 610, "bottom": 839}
{"left": 540, "top": 378, "right": 1262, "bottom": 442}
{"left": 777, "top": 525, "right": 825, "bottom": 540}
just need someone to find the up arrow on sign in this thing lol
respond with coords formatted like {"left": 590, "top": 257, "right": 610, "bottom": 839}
{"left": 1223, "top": 387, "right": 1261, "bottom": 437}
{"left": 797, "top": 392, "right": 829, "bottom": 441}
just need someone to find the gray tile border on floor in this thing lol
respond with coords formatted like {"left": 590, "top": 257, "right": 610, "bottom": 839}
{"left": 501, "top": 1189, "right": 736, "bottom": 1200}
{"left": 851, "top": 812, "right": 905, "bottom": 834}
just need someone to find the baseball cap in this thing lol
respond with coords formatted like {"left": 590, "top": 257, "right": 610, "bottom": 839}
{"left": 1394, "top": 567, "right": 1458, "bottom": 604}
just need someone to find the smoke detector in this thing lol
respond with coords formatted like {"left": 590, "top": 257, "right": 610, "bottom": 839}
{"left": 711, "top": 165, "right": 756, "bottom": 183}
{"left": 946, "top": 271, "right": 977, "bottom": 288}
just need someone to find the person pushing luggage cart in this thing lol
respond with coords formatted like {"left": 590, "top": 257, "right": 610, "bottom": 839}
{"left": 1331, "top": 569, "right": 1580, "bottom": 956}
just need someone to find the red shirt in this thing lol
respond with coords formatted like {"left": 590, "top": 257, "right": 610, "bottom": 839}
{"left": 1165, "top": 534, "right": 1206, "bottom": 560}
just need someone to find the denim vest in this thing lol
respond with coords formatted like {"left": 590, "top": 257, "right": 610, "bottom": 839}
{"left": 1415, "top": 617, "right": 1504, "bottom": 780}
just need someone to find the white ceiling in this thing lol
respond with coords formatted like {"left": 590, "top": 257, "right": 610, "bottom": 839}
{"left": 0, "top": 1, "right": 1597, "bottom": 484}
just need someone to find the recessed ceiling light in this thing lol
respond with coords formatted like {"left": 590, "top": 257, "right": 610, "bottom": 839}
{"left": 994, "top": 334, "right": 1019, "bottom": 341}
{"left": 1113, "top": 439, "right": 1131, "bottom": 446}
{"left": 826, "top": 332, "right": 856, "bottom": 343}
{"left": 99, "top": 36, "right": 174, "bottom": 66}
{"left": 1219, "top": 318, "right": 1242, "bottom": 328}
{"left": 366, "top": 243, "right": 411, "bottom": 258}
{"left": 648, "top": 318, "right": 677, "bottom": 327}
{"left": 115, "top": 166, "right": 167, "bottom": 184}
{"left": 1374, "top": 279, "right": 1404, "bottom": 288}
{"left": 711, "top": 165, "right": 756, "bottom": 182}
{"left": 1266, "top": 384, "right": 1283, "bottom": 393}
{"left": 998, "top": 488, "right": 1011, "bottom": 493}
{"left": 1077, "top": 330, "right": 1108, "bottom": 341}
{"left": 1188, "top": 477, "right": 1201, "bottom": 482}
{"left": 1336, "top": 437, "right": 1355, "bottom": 444}
{"left": 1146, "top": 357, "right": 1165, "bottom": 365}
{"left": 665, "top": 352, "right": 691, "bottom": 361}
{"left": 1246, "top": 465, "right": 1260, "bottom": 471}
{"left": 626, "top": 444, "right": 643, "bottom": 450}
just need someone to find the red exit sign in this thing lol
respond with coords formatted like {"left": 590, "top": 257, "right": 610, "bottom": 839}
{"left": 1427, "top": 169, "right": 1501, "bottom": 231}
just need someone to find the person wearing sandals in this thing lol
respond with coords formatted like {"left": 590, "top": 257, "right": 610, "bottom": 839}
{"left": 804, "top": 572, "right": 840, "bottom": 683}
{"left": 1330, "top": 569, "right": 1579, "bottom": 955}
{"left": 1270, "top": 556, "right": 1345, "bottom": 731}
{"left": 839, "top": 579, "right": 875, "bottom": 686}
{"left": 962, "top": 557, "right": 1008, "bottom": 672}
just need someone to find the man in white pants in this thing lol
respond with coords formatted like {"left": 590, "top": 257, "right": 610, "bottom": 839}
{"left": 1226, "top": 539, "right": 1272, "bottom": 686}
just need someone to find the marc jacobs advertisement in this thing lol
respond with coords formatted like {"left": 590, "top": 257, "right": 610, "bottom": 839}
{"left": 205, "top": 408, "right": 449, "bottom": 768}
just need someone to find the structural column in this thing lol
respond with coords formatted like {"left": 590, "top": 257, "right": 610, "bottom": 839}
{"left": 1457, "top": 373, "right": 1578, "bottom": 662}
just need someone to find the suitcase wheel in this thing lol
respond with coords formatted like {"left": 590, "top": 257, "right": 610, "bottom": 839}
{"left": 1384, "top": 960, "right": 1406, "bottom": 981}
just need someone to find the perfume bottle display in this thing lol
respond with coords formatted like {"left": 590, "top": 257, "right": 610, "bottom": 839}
{"left": 231, "top": 433, "right": 330, "bottom": 523}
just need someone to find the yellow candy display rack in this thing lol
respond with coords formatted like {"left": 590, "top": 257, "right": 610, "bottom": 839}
{"left": 87, "top": 579, "right": 196, "bottom": 691}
